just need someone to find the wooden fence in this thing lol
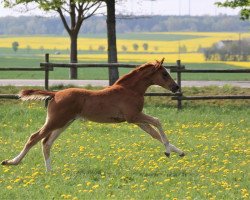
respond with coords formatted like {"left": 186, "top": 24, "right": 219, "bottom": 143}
{"left": 0, "top": 65, "right": 53, "bottom": 100}
{"left": 1, "top": 53, "right": 250, "bottom": 109}
{"left": 170, "top": 66, "right": 250, "bottom": 109}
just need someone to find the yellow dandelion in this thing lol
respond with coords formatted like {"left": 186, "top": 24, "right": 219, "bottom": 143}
{"left": 61, "top": 194, "right": 72, "bottom": 199}
{"left": 14, "top": 178, "right": 21, "bottom": 183}
{"left": 86, "top": 181, "right": 91, "bottom": 186}
{"left": 92, "top": 184, "right": 99, "bottom": 189}
{"left": 4, "top": 168, "right": 10, "bottom": 173}
{"left": 6, "top": 185, "right": 13, "bottom": 190}
{"left": 45, "top": 185, "right": 50, "bottom": 189}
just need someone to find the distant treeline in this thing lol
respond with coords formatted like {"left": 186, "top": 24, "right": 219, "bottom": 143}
{"left": 203, "top": 38, "right": 250, "bottom": 61}
{"left": 0, "top": 15, "right": 249, "bottom": 35}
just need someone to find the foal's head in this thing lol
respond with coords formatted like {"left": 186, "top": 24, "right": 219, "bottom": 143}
{"left": 142, "top": 58, "right": 179, "bottom": 93}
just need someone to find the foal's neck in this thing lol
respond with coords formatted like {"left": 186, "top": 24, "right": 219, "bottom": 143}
{"left": 114, "top": 72, "right": 152, "bottom": 95}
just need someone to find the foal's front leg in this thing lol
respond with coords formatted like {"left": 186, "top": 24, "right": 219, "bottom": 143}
{"left": 133, "top": 113, "right": 185, "bottom": 157}
{"left": 137, "top": 123, "right": 185, "bottom": 156}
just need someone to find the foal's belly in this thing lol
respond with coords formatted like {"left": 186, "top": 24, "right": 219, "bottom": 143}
{"left": 84, "top": 115, "right": 126, "bottom": 123}
{"left": 81, "top": 112, "right": 126, "bottom": 123}
{"left": 80, "top": 100, "right": 126, "bottom": 123}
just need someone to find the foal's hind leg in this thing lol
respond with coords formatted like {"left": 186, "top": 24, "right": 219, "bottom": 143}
{"left": 1, "top": 126, "right": 52, "bottom": 166}
{"left": 137, "top": 123, "right": 184, "bottom": 156}
{"left": 42, "top": 129, "right": 63, "bottom": 172}
{"left": 42, "top": 121, "right": 73, "bottom": 172}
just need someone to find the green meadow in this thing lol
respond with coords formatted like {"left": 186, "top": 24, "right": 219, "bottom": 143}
{"left": 0, "top": 86, "right": 249, "bottom": 199}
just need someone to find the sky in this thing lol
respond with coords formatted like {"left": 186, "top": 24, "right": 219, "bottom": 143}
{"left": 0, "top": 0, "right": 241, "bottom": 17}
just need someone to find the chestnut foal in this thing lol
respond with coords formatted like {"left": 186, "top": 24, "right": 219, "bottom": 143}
{"left": 2, "top": 58, "right": 185, "bottom": 171}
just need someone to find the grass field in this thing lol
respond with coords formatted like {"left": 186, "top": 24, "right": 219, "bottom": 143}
{"left": 0, "top": 86, "right": 250, "bottom": 199}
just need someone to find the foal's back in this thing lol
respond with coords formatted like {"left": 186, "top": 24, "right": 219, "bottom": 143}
{"left": 47, "top": 86, "right": 142, "bottom": 123}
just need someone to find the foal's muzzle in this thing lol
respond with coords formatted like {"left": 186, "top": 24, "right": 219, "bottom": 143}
{"left": 171, "top": 84, "right": 179, "bottom": 93}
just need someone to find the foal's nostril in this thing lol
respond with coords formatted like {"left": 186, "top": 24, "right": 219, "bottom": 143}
{"left": 171, "top": 85, "right": 179, "bottom": 93}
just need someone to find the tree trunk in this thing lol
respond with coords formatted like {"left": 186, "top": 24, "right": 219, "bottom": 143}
{"left": 106, "top": 0, "right": 119, "bottom": 85}
{"left": 70, "top": 33, "right": 78, "bottom": 79}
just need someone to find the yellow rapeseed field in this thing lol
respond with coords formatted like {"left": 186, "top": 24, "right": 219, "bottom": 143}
{"left": 1, "top": 32, "right": 249, "bottom": 67}
{"left": 53, "top": 53, "right": 204, "bottom": 63}
{"left": 2, "top": 32, "right": 249, "bottom": 52}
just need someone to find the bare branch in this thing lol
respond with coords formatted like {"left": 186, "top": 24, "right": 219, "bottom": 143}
{"left": 69, "top": 0, "right": 76, "bottom": 30}
{"left": 78, "top": 1, "right": 84, "bottom": 8}
{"left": 61, "top": 6, "right": 70, "bottom": 14}
{"left": 82, "top": 1, "right": 103, "bottom": 20}
{"left": 82, "top": 2, "right": 90, "bottom": 12}
{"left": 75, "top": 2, "right": 84, "bottom": 32}
{"left": 57, "top": 7, "right": 71, "bottom": 34}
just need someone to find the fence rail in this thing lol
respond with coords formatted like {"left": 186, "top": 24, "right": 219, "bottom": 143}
{"left": 0, "top": 68, "right": 47, "bottom": 71}
{"left": 170, "top": 66, "right": 250, "bottom": 109}
{"left": 172, "top": 95, "right": 250, "bottom": 101}
{"left": 171, "top": 69, "right": 250, "bottom": 73}
{"left": 0, "top": 53, "right": 250, "bottom": 109}
{"left": 40, "top": 62, "right": 184, "bottom": 70}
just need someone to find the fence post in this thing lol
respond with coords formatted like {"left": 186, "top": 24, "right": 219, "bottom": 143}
{"left": 45, "top": 53, "right": 49, "bottom": 107}
{"left": 176, "top": 60, "right": 182, "bottom": 110}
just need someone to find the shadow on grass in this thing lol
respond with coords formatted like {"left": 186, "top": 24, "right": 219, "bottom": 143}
{"left": 136, "top": 169, "right": 191, "bottom": 178}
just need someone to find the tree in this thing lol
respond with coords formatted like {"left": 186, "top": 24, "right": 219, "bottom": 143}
{"left": 104, "top": 0, "right": 119, "bottom": 85}
{"left": 98, "top": 45, "right": 106, "bottom": 51}
{"left": 215, "top": 0, "right": 250, "bottom": 20}
{"left": 133, "top": 43, "right": 139, "bottom": 51}
{"left": 4, "top": 0, "right": 103, "bottom": 79}
{"left": 179, "top": 45, "right": 187, "bottom": 53}
{"left": 142, "top": 43, "right": 149, "bottom": 51}
{"left": 12, "top": 41, "right": 19, "bottom": 52}
{"left": 121, "top": 45, "right": 128, "bottom": 52}
{"left": 203, "top": 39, "right": 250, "bottom": 61}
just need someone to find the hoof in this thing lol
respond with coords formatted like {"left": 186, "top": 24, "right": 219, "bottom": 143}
{"left": 179, "top": 152, "right": 185, "bottom": 157}
{"left": 164, "top": 152, "right": 170, "bottom": 158}
{"left": 1, "top": 160, "right": 8, "bottom": 165}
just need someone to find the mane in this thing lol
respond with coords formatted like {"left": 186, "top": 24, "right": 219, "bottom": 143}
{"left": 114, "top": 62, "right": 157, "bottom": 85}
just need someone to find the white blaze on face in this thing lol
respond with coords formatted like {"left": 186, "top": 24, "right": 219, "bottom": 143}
{"left": 164, "top": 67, "right": 171, "bottom": 76}
{"left": 165, "top": 68, "right": 177, "bottom": 83}
{"left": 163, "top": 68, "right": 172, "bottom": 81}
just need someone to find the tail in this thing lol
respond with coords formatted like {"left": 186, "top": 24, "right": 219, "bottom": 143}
{"left": 19, "top": 89, "right": 56, "bottom": 101}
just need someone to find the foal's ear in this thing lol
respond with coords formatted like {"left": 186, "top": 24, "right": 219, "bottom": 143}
{"left": 155, "top": 57, "right": 165, "bottom": 70}
{"left": 159, "top": 57, "right": 165, "bottom": 65}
